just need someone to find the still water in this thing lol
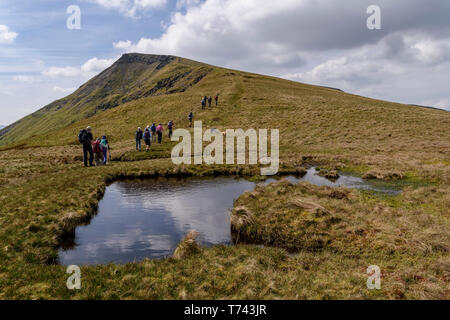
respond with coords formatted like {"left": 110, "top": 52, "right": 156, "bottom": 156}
{"left": 59, "top": 168, "right": 399, "bottom": 265}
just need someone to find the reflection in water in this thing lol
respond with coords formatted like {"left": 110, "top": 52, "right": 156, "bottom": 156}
{"left": 59, "top": 168, "right": 399, "bottom": 265}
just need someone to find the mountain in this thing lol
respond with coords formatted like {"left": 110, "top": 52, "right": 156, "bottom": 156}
{"left": 0, "top": 53, "right": 448, "bottom": 157}
{"left": 0, "top": 54, "right": 212, "bottom": 146}
{"left": 0, "top": 125, "right": 4, "bottom": 130}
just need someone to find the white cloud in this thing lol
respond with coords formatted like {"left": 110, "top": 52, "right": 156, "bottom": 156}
{"left": 113, "top": 40, "right": 132, "bottom": 50}
{"left": 43, "top": 66, "right": 82, "bottom": 78}
{"left": 0, "top": 24, "right": 18, "bottom": 44}
{"left": 86, "top": 0, "right": 167, "bottom": 16}
{"left": 43, "top": 57, "right": 116, "bottom": 78}
{"left": 421, "top": 98, "right": 450, "bottom": 111}
{"left": 53, "top": 86, "right": 77, "bottom": 94}
{"left": 13, "top": 75, "right": 40, "bottom": 83}
{"left": 81, "top": 57, "right": 116, "bottom": 73}
{"left": 411, "top": 39, "right": 448, "bottom": 64}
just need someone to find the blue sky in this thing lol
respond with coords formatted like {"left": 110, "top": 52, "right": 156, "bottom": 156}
{"left": 0, "top": 0, "right": 178, "bottom": 124}
{"left": 1, "top": 0, "right": 449, "bottom": 125}
{"left": 1, "top": 0, "right": 170, "bottom": 66}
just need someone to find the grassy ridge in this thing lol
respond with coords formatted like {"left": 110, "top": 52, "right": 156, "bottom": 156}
{"left": 2, "top": 58, "right": 448, "bottom": 181}
{"left": 0, "top": 54, "right": 212, "bottom": 146}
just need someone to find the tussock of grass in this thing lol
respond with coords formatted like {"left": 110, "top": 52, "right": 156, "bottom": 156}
{"left": 287, "top": 198, "right": 330, "bottom": 217}
{"left": 363, "top": 170, "right": 404, "bottom": 180}
{"left": 173, "top": 231, "right": 201, "bottom": 260}
{"left": 231, "top": 207, "right": 254, "bottom": 231}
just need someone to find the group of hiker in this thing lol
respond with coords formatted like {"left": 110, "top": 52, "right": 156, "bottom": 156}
{"left": 135, "top": 121, "right": 174, "bottom": 152}
{"left": 202, "top": 95, "right": 219, "bottom": 109}
{"left": 79, "top": 94, "right": 220, "bottom": 166}
{"left": 78, "top": 127, "right": 110, "bottom": 167}
{"left": 78, "top": 120, "right": 176, "bottom": 166}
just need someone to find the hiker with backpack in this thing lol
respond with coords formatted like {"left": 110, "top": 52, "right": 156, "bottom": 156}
{"left": 144, "top": 126, "right": 151, "bottom": 152}
{"left": 100, "top": 136, "right": 110, "bottom": 165}
{"left": 150, "top": 123, "right": 157, "bottom": 142}
{"left": 201, "top": 97, "right": 206, "bottom": 110}
{"left": 215, "top": 95, "right": 219, "bottom": 106}
{"left": 208, "top": 96, "right": 212, "bottom": 108}
{"left": 168, "top": 120, "right": 174, "bottom": 139}
{"left": 78, "top": 126, "right": 94, "bottom": 167}
{"left": 188, "top": 112, "right": 193, "bottom": 128}
{"left": 92, "top": 138, "right": 104, "bottom": 166}
{"left": 156, "top": 123, "right": 164, "bottom": 144}
{"left": 136, "top": 127, "right": 143, "bottom": 152}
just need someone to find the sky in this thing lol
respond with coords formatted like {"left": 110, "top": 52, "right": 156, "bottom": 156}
{"left": 0, "top": 0, "right": 449, "bottom": 126}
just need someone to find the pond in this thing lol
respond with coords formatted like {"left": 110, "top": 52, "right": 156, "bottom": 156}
{"left": 58, "top": 168, "right": 400, "bottom": 265}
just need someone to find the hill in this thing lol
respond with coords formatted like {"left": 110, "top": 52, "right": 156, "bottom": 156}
{"left": 0, "top": 54, "right": 212, "bottom": 146}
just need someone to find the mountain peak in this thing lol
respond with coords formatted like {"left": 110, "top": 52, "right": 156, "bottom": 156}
{"left": 117, "top": 53, "right": 177, "bottom": 66}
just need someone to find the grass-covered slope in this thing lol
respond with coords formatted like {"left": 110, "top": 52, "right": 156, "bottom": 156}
{"left": 2, "top": 54, "right": 449, "bottom": 180}
{"left": 0, "top": 54, "right": 212, "bottom": 146}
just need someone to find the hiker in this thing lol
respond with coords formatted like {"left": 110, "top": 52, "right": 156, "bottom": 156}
{"left": 188, "top": 111, "right": 193, "bottom": 127}
{"left": 168, "top": 120, "right": 174, "bottom": 139}
{"left": 136, "top": 127, "right": 143, "bottom": 151}
{"left": 92, "top": 138, "right": 104, "bottom": 166}
{"left": 100, "top": 135, "right": 110, "bottom": 165}
{"left": 150, "top": 123, "right": 157, "bottom": 142}
{"left": 208, "top": 96, "right": 212, "bottom": 108}
{"left": 215, "top": 95, "right": 219, "bottom": 106}
{"left": 201, "top": 97, "right": 206, "bottom": 110}
{"left": 156, "top": 123, "right": 164, "bottom": 144}
{"left": 78, "top": 126, "right": 93, "bottom": 167}
{"left": 143, "top": 126, "right": 151, "bottom": 152}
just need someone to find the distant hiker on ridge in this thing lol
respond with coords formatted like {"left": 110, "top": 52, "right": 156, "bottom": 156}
{"left": 168, "top": 120, "right": 174, "bottom": 139}
{"left": 150, "top": 123, "right": 157, "bottom": 142}
{"left": 136, "top": 127, "right": 143, "bottom": 152}
{"left": 215, "top": 95, "right": 219, "bottom": 106}
{"left": 188, "top": 111, "right": 193, "bottom": 127}
{"left": 144, "top": 126, "right": 151, "bottom": 152}
{"left": 78, "top": 126, "right": 93, "bottom": 167}
{"left": 156, "top": 123, "right": 164, "bottom": 144}
{"left": 208, "top": 96, "right": 212, "bottom": 108}
{"left": 201, "top": 97, "right": 206, "bottom": 110}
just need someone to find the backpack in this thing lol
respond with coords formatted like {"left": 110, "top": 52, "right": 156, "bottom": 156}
{"left": 78, "top": 129, "right": 87, "bottom": 144}
{"left": 93, "top": 140, "right": 102, "bottom": 153}
{"left": 144, "top": 130, "right": 151, "bottom": 139}
{"left": 100, "top": 139, "right": 108, "bottom": 150}
{"left": 168, "top": 121, "right": 173, "bottom": 129}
